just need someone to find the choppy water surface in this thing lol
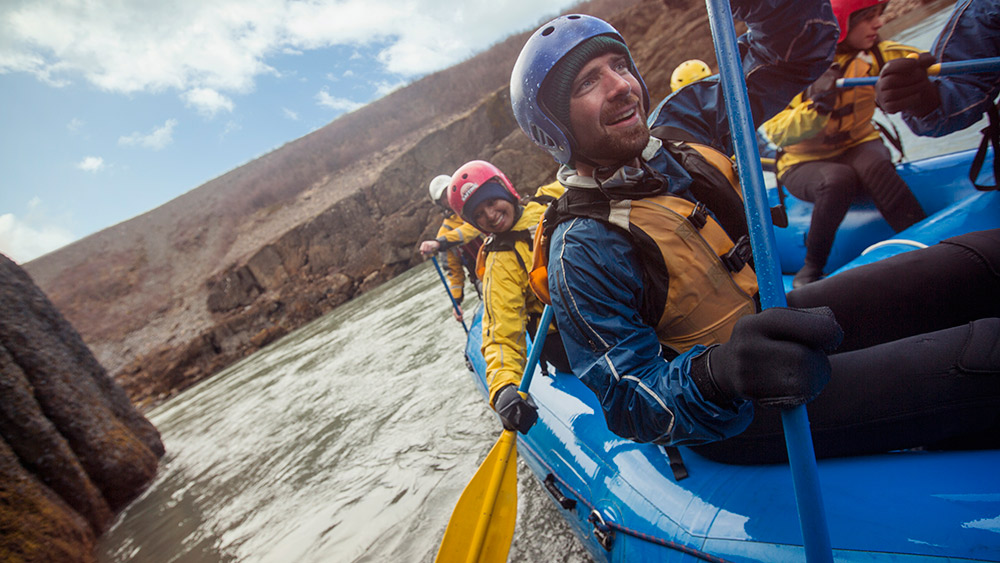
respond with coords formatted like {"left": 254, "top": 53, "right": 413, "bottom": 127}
{"left": 100, "top": 7, "right": 982, "bottom": 562}
{"left": 99, "top": 264, "right": 588, "bottom": 562}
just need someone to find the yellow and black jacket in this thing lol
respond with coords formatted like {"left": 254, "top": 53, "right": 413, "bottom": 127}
{"left": 763, "top": 40, "right": 924, "bottom": 176}
{"left": 479, "top": 180, "right": 564, "bottom": 405}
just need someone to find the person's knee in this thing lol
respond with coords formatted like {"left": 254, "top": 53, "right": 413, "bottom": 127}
{"left": 820, "top": 164, "right": 861, "bottom": 192}
{"left": 959, "top": 318, "right": 1000, "bottom": 374}
{"left": 942, "top": 230, "right": 1000, "bottom": 275}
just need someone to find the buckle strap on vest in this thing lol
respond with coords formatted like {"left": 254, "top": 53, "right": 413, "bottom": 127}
{"left": 687, "top": 202, "right": 708, "bottom": 229}
{"left": 830, "top": 103, "right": 855, "bottom": 119}
{"left": 721, "top": 235, "right": 752, "bottom": 272}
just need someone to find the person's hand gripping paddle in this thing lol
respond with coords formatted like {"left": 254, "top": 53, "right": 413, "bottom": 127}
{"left": 434, "top": 306, "right": 553, "bottom": 563}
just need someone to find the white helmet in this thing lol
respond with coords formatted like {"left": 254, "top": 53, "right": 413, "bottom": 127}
{"left": 428, "top": 175, "right": 451, "bottom": 204}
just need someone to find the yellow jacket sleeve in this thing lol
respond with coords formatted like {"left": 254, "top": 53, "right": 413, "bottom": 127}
{"left": 481, "top": 244, "right": 533, "bottom": 406}
{"left": 761, "top": 92, "right": 831, "bottom": 148}
{"left": 444, "top": 249, "right": 465, "bottom": 301}
{"left": 436, "top": 219, "right": 481, "bottom": 246}
{"left": 435, "top": 218, "right": 467, "bottom": 301}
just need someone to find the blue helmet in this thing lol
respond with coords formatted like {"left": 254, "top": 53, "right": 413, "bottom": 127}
{"left": 510, "top": 14, "right": 649, "bottom": 166}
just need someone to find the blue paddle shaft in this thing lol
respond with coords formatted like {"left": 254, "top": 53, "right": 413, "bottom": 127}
{"left": 704, "top": 1, "right": 833, "bottom": 561}
{"left": 837, "top": 56, "right": 1000, "bottom": 87}
{"left": 431, "top": 255, "right": 469, "bottom": 334}
{"left": 519, "top": 306, "right": 553, "bottom": 394}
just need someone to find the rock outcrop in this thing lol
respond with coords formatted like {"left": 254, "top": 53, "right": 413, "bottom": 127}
{"left": 112, "top": 86, "right": 559, "bottom": 409}
{"left": 0, "top": 254, "right": 164, "bottom": 562}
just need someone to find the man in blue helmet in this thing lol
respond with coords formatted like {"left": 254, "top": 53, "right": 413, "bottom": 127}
{"left": 511, "top": 3, "right": 1000, "bottom": 463}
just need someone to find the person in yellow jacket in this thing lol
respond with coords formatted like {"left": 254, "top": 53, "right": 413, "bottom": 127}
{"left": 419, "top": 174, "right": 483, "bottom": 323}
{"left": 446, "top": 160, "right": 567, "bottom": 434}
{"left": 762, "top": 0, "right": 926, "bottom": 288}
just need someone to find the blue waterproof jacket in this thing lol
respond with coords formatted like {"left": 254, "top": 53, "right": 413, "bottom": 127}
{"left": 547, "top": 0, "right": 838, "bottom": 446}
{"left": 903, "top": 0, "right": 1000, "bottom": 138}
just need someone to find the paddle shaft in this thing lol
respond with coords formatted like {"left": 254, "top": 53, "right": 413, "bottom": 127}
{"left": 705, "top": 1, "right": 833, "bottom": 561}
{"left": 465, "top": 305, "right": 552, "bottom": 563}
{"left": 431, "top": 255, "right": 469, "bottom": 334}
{"left": 835, "top": 56, "right": 1000, "bottom": 87}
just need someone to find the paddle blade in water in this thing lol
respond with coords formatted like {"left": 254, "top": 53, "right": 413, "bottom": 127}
{"left": 435, "top": 431, "right": 518, "bottom": 563}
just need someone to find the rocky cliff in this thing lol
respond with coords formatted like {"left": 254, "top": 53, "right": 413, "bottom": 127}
{"left": 0, "top": 254, "right": 164, "bottom": 562}
{"left": 20, "top": 0, "right": 936, "bottom": 412}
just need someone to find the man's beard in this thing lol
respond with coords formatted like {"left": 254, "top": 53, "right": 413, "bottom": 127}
{"left": 576, "top": 112, "right": 650, "bottom": 168}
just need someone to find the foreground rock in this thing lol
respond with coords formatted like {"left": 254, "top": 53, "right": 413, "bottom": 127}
{"left": 0, "top": 254, "right": 164, "bottom": 562}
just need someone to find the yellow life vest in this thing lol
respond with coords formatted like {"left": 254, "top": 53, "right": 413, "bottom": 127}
{"left": 531, "top": 142, "right": 759, "bottom": 355}
{"left": 781, "top": 52, "right": 880, "bottom": 156}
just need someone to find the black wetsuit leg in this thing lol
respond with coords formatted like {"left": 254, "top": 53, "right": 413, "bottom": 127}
{"left": 781, "top": 159, "right": 861, "bottom": 269}
{"left": 691, "top": 229, "right": 1000, "bottom": 464}
{"left": 692, "top": 317, "right": 1000, "bottom": 464}
{"left": 787, "top": 229, "right": 1000, "bottom": 352}
{"left": 849, "top": 139, "right": 926, "bottom": 231}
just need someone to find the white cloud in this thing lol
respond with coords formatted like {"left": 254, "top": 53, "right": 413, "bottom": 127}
{"left": 0, "top": 0, "right": 578, "bottom": 101}
{"left": 316, "top": 89, "right": 363, "bottom": 113}
{"left": 0, "top": 212, "right": 75, "bottom": 263}
{"left": 283, "top": 108, "right": 299, "bottom": 120}
{"left": 119, "top": 118, "right": 177, "bottom": 150}
{"left": 67, "top": 117, "right": 84, "bottom": 132}
{"left": 182, "top": 88, "right": 234, "bottom": 117}
{"left": 77, "top": 156, "right": 104, "bottom": 172}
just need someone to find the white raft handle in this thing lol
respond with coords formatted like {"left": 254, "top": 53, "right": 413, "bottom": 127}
{"left": 860, "top": 239, "right": 929, "bottom": 256}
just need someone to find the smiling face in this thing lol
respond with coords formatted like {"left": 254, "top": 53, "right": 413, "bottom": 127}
{"left": 568, "top": 52, "right": 649, "bottom": 174}
{"left": 844, "top": 4, "right": 885, "bottom": 51}
{"left": 472, "top": 198, "right": 517, "bottom": 233}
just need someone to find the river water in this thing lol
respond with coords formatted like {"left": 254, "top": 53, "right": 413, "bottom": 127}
{"left": 98, "top": 263, "right": 589, "bottom": 562}
{"left": 99, "top": 7, "right": 984, "bottom": 562}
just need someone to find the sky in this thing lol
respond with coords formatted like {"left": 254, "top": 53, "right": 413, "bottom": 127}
{"left": 0, "top": 0, "right": 580, "bottom": 264}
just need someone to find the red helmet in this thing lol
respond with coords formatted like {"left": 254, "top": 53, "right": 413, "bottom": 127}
{"left": 447, "top": 160, "right": 520, "bottom": 229}
{"left": 831, "top": 0, "right": 889, "bottom": 44}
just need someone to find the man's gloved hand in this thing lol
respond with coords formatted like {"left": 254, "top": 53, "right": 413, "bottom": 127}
{"left": 876, "top": 52, "right": 941, "bottom": 117}
{"left": 692, "top": 307, "right": 844, "bottom": 409}
{"left": 804, "top": 64, "right": 843, "bottom": 115}
{"left": 494, "top": 384, "right": 538, "bottom": 434}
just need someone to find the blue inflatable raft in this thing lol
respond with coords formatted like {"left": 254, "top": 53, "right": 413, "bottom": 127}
{"left": 463, "top": 147, "right": 1000, "bottom": 562}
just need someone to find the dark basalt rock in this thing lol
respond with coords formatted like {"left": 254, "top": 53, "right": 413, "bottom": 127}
{"left": 0, "top": 253, "right": 164, "bottom": 561}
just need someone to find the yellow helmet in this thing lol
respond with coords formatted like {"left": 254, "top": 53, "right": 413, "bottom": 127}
{"left": 670, "top": 59, "right": 711, "bottom": 92}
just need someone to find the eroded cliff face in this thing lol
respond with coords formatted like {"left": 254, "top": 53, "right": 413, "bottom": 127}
{"left": 0, "top": 254, "right": 164, "bottom": 562}
{"left": 112, "top": 87, "right": 558, "bottom": 409}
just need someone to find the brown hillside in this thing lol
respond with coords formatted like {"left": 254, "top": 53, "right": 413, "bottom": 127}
{"left": 22, "top": 0, "right": 939, "bottom": 409}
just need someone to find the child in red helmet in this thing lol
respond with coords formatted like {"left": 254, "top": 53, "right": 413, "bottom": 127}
{"left": 763, "top": 0, "right": 929, "bottom": 288}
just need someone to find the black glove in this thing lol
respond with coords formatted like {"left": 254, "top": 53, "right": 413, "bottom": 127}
{"left": 494, "top": 384, "right": 538, "bottom": 433}
{"left": 804, "top": 64, "right": 843, "bottom": 115}
{"left": 691, "top": 307, "right": 844, "bottom": 409}
{"left": 876, "top": 52, "right": 941, "bottom": 117}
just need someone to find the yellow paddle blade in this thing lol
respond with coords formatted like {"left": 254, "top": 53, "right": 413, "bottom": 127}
{"left": 435, "top": 430, "right": 518, "bottom": 563}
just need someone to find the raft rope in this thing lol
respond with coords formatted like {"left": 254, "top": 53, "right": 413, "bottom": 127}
{"left": 519, "top": 440, "right": 734, "bottom": 563}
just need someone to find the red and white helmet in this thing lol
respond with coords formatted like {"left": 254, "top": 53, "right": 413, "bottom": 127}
{"left": 447, "top": 160, "right": 520, "bottom": 228}
{"left": 831, "top": 0, "right": 889, "bottom": 44}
